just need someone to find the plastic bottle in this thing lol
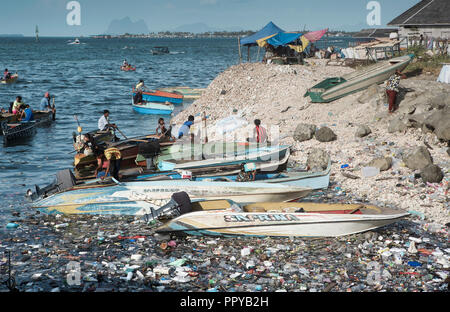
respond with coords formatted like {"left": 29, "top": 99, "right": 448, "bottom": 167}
{"left": 362, "top": 167, "right": 380, "bottom": 178}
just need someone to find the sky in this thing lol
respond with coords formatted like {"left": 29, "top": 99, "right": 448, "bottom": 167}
{"left": 0, "top": 0, "right": 420, "bottom": 36}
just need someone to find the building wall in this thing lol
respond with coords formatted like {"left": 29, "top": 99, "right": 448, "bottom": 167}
{"left": 399, "top": 26, "right": 450, "bottom": 39}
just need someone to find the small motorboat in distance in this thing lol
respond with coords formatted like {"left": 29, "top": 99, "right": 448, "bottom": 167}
{"left": 121, "top": 65, "right": 136, "bottom": 71}
{"left": 151, "top": 46, "right": 169, "bottom": 55}
{"left": 1, "top": 73, "right": 19, "bottom": 84}
{"left": 68, "top": 38, "right": 81, "bottom": 45}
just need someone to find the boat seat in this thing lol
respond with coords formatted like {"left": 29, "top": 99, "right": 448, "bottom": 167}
{"left": 191, "top": 200, "right": 232, "bottom": 212}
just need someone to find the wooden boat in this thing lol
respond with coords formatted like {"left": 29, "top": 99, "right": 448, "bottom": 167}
{"left": 157, "top": 144, "right": 291, "bottom": 171}
{"left": 31, "top": 181, "right": 311, "bottom": 215}
{"left": 132, "top": 99, "right": 174, "bottom": 115}
{"left": 121, "top": 65, "right": 136, "bottom": 71}
{"left": 0, "top": 74, "right": 19, "bottom": 84}
{"left": 1, "top": 120, "right": 37, "bottom": 145}
{"left": 304, "top": 54, "right": 414, "bottom": 103}
{"left": 133, "top": 88, "right": 183, "bottom": 104}
{"left": 151, "top": 46, "right": 169, "bottom": 55}
{"left": 155, "top": 200, "right": 410, "bottom": 237}
{"left": 0, "top": 113, "right": 19, "bottom": 135}
{"left": 158, "top": 86, "right": 204, "bottom": 100}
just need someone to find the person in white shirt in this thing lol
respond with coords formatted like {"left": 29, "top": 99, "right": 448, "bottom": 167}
{"left": 98, "top": 110, "right": 117, "bottom": 131}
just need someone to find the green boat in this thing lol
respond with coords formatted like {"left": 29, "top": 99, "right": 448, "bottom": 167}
{"left": 305, "top": 54, "right": 414, "bottom": 103}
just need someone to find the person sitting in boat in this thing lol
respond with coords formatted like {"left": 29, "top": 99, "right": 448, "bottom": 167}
{"left": 247, "top": 119, "right": 268, "bottom": 144}
{"left": 95, "top": 147, "right": 122, "bottom": 181}
{"left": 19, "top": 104, "right": 34, "bottom": 122}
{"left": 12, "top": 96, "right": 25, "bottom": 115}
{"left": 385, "top": 70, "right": 407, "bottom": 113}
{"left": 3, "top": 68, "right": 11, "bottom": 80}
{"left": 236, "top": 163, "right": 256, "bottom": 182}
{"left": 39, "top": 92, "right": 51, "bottom": 111}
{"left": 123, "top": 59, "right": 129, "bottom": 67}
{"left": 178, "top": 115, "right": 195, "bottom": 139}
{"left": 135, "top": 79, "right": 145, "bottom": 91}
{"left": 133, "top": 89, "right": 144, "bottom": 105}
{"left": 98, "top": 110, "right": 117, "bottom": 131}
{"left": 156, "top": 118, "right": 175, "bottom": 141}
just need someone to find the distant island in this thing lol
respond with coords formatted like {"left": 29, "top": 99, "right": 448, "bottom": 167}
{"left": 90, "top": 29, "right": 356, "bottom": 39}
{"left": 0, "top": 34, "right": 24, "bottom": 37}
{"left": 104, "top": 17, "right": 149, "bottom": 35}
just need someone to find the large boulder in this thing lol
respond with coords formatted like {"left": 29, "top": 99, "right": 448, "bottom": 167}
{"left": 306, "top": 148, "right": 330, "bottom": 171}
{"left": 293, "top": 123, "right": 316, "bottom": 142}
{"left": 430, "top": 92, "right": 450, "bottom": 110}
{"left": 403, "top": 146, "right": 433, "bottom": 170}
{"left": 368, "top": 157, "right": 393, "bottom": 171}
{"left": 315, "top": 127, "right": 337, "bottom": 142}
{"left": 420, "top": 164, "right": 444, "bottom": 183}
{"left": 388, "top": 118, "right": 407, "bottom": 133}
{"left": 434, "top": 117, "right": 450, "bottom": 142}
{"left": 355, "top": 125, "right": 372, "bottom": 138}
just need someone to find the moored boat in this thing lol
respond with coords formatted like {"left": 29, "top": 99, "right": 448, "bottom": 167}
{"left": 133, "top": 88, "right": 183, "bottom": 104}
{"left": 151, "top": 46, "right": 169, "bottom": 55}
{"left": 155, "top": 199, "right": 410, "bottom": 237}
{"left": 121, "top": 65, "right": 136, "bottom": 71}
{"left": 304, "top": 54, "right": 414, "bottom": 103}
{"left": 1, "top": 120, "right": 37, "bottom": 145}
{"left": 132, "top": 100, "right": 174, "bottom": 115}
{"left": 31, "top": 181, "right": 311, "bottom": 215}
{"left": 158, "top": 86, "right": 204, "bottom": 100}
{"left": 1, "top": 73, "right": 19, "bottom": 84}
{"left": 157, "top": 144, "right": 291, "bottom": 171}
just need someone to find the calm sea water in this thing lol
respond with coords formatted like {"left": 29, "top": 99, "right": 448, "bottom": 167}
{"left": 0, "top": 36, "right": 359, "bottom": 222}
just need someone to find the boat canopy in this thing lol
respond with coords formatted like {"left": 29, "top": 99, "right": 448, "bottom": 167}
{"left": 304, "top": 28, "right": 328, "bottom": 42}
{"left": 240, "top": 21, "right": 284, "bottom": 46}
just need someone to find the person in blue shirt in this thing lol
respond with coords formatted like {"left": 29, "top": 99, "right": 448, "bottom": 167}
{"left": 178, "top": 115, "right": 194, "bottom": 139}
{"left": 20, "top": 105, "right": 34, "bottom": 122}
{"left": 40, "top": 92, "right": 51, "bottom": 111}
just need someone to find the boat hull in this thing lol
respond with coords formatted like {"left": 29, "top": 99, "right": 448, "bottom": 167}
{"left": 2, "top": 121, "right": 37, "bottom": 145}
{"left": 156, "top": 202, "right": 409, "bottom": 237}
{"left": 133, "top": 89, "right": 183, "bottom": 104}
{"left": 32, "top": 181, "right": 310, "bottom": 215}
{"left": 305, "top": 54, "right": 414, "bottom": 103}
{"left": 132, "top": 102, "right": 174, "bottom": 115}
{"left": 1, "top": 74, "right": 18, "bottom": 84}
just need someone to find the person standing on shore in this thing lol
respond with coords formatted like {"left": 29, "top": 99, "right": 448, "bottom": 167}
{"left": 248, "top": 119, "right": 267, "bottom": 144}
{"left": 385, "top": 70, "right": 407, "bottom": 113}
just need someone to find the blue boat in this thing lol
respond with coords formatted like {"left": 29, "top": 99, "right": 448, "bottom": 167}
{"left": 133, "top": 89, "right": 183, "bottom": 104}
{"left": 132, "top": 100, "right": 174, "bottom": 115}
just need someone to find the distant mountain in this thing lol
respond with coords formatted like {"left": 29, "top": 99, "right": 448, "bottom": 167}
{"left": 105, "top": 17, "right": 149, "bottom": 35}
{"left": 173, "top": 23, "right": 244, "bottom": 33}
{"left": 0, "top": 34, "right": 24, "bottom": 37}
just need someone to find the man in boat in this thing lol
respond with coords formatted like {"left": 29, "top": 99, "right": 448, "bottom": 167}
{"left": 19, "top": 104, "right": 34, "bottom": 122}
{"left": 247, "top": 119, "right": 268, "bottom": 144}
{"left": 178, "top": 115, "right": 195, "bottom": 139}
{"left": 133, "top": 89, "right": 144, "bottom": 105}
{"left": 385, "top": 70, "right": 407, "bottom": 113}
{"left": 39, "top": 92, "right": 52, "bottom": 111}
{"left": 3, "top": 68, "right": 11, "bottom": 80}
{"left": 98, "top": 110, "right": 117, "bottom": 131}
{"left": 135, "top": 79, "right": 145, "bottom": 91}
{"left": 95, "top": 147, "right": 122, "bottom": 181}
{"left": 123, "top": 59, "right": 129, "bottom": 67}
{"left": 236, "top": 163, "right": 256, "bottom": 182}
{"left": 12, "top": 96, "right": 25, "bottom": 115}
{"left": 156, "top": 117, "right": 175, "bottom": 141}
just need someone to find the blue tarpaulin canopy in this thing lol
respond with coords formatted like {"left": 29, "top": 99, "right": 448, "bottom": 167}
{"left": 240, "top": 21, "right": 284, "bottom": 46}
{"left": 265, "top": 32, "right": 303, "bottom": 47}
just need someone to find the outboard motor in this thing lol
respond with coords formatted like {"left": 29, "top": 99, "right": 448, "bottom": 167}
{"left": 26, "top": 169, "right": 77, "bottom": 201}
{"left": 138, "top": 141, "right": 161, "bottom": 170}
{"left": 144, "top": 192, "right": 192, "bottom": 223}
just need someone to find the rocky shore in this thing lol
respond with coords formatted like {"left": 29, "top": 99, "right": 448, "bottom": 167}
{"left": 173, "top": 61, "right": 450, "bottom": 226}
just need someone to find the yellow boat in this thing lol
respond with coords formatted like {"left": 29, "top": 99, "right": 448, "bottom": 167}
{"left": 1, "top": 74, "right": 19, "bottom": 84}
